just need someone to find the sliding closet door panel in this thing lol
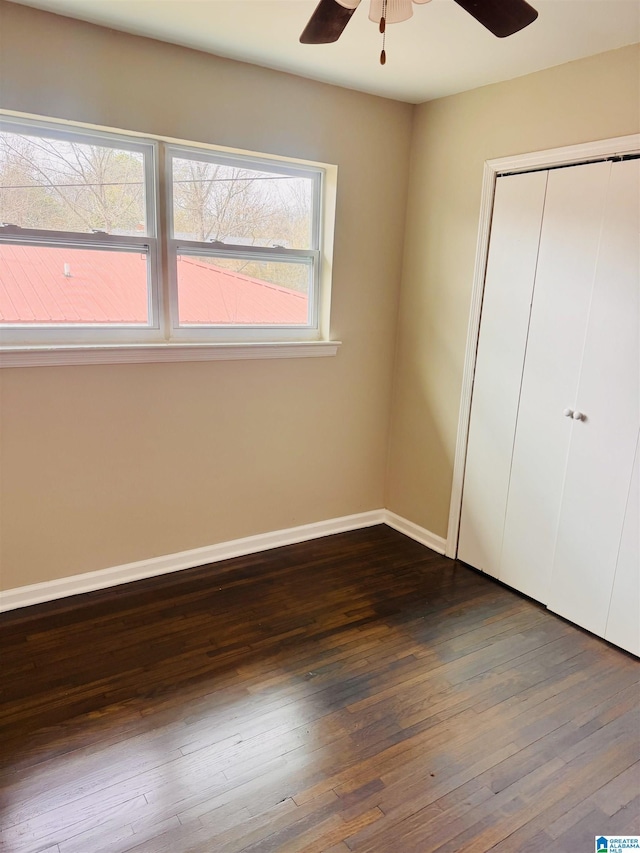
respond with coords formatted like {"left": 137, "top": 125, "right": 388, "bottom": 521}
{"left": 499, "top": 161, "right": 612, "bottom": 603}
{"left": 458, "top": 171, "right": 547, "bottom": 575}
{"left": 548, "top": 159, "right": 640, "bottom": 636}
{"left": 605, "top": 432, "right": 640, "bottom": 656}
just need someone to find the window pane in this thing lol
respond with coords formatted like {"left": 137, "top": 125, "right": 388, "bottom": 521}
{"left": 177, "top": 255, "right": 310, "bottom": 326}
{"left": 0, "top": 130, "right": 146, "bottom": 235}
{"left": 0, "top": 244, "right": 150, "bottom": 325}
{"left": 172, "top": 157, "right": 314, "bottom": 249}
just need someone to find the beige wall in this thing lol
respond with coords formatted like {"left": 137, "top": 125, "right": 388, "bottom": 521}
{"left": 0, "top": 1, "right": 413, "bottom": 590}
{"left": 1, "top": 1, "right": 638, "bottom": 595}
{"left": 385, "top": 43, "right": 640, "bottom": 538}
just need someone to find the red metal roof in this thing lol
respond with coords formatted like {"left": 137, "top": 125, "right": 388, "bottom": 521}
{"left": 177, "top": 255, "right": 307, "bottom": 325}
{"left": 0, "top": 244, "right": 308, "bottom": 325}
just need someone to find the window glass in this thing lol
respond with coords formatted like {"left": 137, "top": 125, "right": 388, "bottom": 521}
{"left": 171, "top": 156, "right": 314, "bottom": 249}
{"left": 0, "top": 243, "right": 150, "bottom": 326}
{"left": 0, "top": 115, "right": 329, "bottom": 347}
{"left": 0, "top": 130, "right": 146, "bottom": 235}
{"left": 176, "top": 254, "right": 310, "bottom": 326}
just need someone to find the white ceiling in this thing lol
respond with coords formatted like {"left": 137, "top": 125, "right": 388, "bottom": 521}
{"left": 8, "top": 0, "right": 640, "bottom": 103}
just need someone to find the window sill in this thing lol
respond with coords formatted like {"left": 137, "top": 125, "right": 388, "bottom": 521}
{"left": 0, "top": 340, "right": 342, "bottom": 368}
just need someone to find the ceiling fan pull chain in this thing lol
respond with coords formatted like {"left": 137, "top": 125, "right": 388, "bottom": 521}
{"left": 380, "top": 0, "right": 387, "bottom": 63}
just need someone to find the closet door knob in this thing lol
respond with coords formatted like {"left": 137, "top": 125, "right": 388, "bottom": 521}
{"left": 572, "top": 410, "right": 585, "bottom": 421}
{"left": 563, "top": 408, "right": 574, "bottom": 417}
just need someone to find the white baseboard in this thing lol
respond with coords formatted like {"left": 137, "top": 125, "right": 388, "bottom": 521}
{"left": 0, "top": 509, "right": 447, "bottom": 612}
{"left": 384, "top": 511, "right": 447, "bottom": 554}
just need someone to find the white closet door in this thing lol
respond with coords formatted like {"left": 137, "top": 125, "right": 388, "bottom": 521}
{"left": 499, "top": 161, "right": 612, "bottom": 604}
{"left": 548, "top": 158, "right": 640, "bottom": 636}
{"left": 605, "top": 432, "right": 640, "bottom": 656}
{"left": 458, "top": 171, "right": 547, "bottom": 575}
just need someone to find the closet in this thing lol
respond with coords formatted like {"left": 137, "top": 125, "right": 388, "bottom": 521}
{"left": 458, "top": 156, "right": 639, "bottom": 656}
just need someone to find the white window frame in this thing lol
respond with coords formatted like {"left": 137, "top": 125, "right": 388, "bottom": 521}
{"left": 0, "top": 116, "right": 161, "bottom": 347}
{"left": 0, "top": 113, "right": 339, "bottom": 365}
{"left": 166, "top": 144, "right": 324, "bottom": 343}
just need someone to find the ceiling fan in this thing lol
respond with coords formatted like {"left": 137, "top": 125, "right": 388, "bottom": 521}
{"left": 301, "top": 0, "right": 538, "bottom": 59}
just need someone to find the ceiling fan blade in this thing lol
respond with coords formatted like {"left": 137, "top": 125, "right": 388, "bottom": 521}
{"left": 300, "top": 0, "right": 359, "bottom": 44}
{"left": 452, "top": 0, "right": 538, "bottom": 37}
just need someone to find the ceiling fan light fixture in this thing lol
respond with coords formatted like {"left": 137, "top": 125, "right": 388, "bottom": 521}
{"left": 300, "top": 0, "right": 538, "bottom": 48}
{"left": 369, "top": 0, "right": 413, "bottom": 24}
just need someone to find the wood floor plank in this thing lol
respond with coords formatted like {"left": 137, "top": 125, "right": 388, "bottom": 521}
{"left": 1, "top": 525, "right": 638, "bottom": 853}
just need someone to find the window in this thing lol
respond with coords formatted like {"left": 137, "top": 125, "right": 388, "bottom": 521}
{"left": 0, "top": 116, "right": 333, "bottom": 358}
{"left": 168, "top": 147, "right": 321, "bottom": 338}
{"left": 0, "top": 120, "right": 158, "bottom": 344}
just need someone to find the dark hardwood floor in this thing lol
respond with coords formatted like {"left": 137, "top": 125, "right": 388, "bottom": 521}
{"left": 1, "top": 525, "right": 638, "bottom": 853}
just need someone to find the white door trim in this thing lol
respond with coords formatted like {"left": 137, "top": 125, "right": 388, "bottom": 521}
{"left": 445, "top": 133, "right": 640, "bottom": 559}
